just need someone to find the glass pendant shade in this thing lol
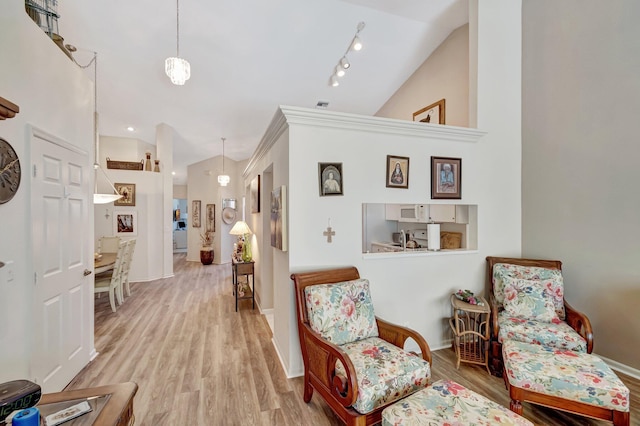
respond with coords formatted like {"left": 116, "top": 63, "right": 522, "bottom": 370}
{"left": 165, "top": 57, "right": 191, "bottom": 85}
{"left": 217, "top": 174, "right": 230, "bottom": 186}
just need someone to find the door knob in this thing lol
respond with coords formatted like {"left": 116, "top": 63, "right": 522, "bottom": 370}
{"left": 84, "top": 269, "right": 92, "bottom": 276}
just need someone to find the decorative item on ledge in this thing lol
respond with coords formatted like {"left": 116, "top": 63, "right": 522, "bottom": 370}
{"left": 200, "top": 230, "right": 214, "bottom": 265}
{"left": 144, "top": 152, "right": 152, "bottom": 171}
{"left": 154, "top": 160, "right": 160, "bottom": 172}
{"left": 0, "top": 96, "right": 20, "bottom": 120}
{"left": 106, "top": 158, "right": 144, "bottom": 170}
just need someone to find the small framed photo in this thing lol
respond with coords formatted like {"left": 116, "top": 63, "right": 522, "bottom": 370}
{"left": 431, "top": 156, "right": 461, "bottom": 199}
{"left": 251, "top": 175, "right": 260, "bottom": 213}
{"left": 413, "top": 99, "right": 446, "bottom": 124}
{"left": 114, "top": 211, "right": 137, "bottom": 236}
{"left": 113, "top": 183, "right": 136, "bottom": 206}
{"left": 386, "top": 155, "right": 409, "bottom": 189}
{"left": 270, "top": 185, "right": 287, "bottom": 251}
{"left": 318, "top": 163, "right": 343, "bottom": 196}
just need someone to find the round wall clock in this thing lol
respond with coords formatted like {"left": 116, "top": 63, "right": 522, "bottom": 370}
{"left": 0, "top": 137, "right": 21, "bottom": 204}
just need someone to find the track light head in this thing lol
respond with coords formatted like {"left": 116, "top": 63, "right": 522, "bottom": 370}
{"left": 329, "top": 75, "right": 339, "bottom": 87}
{"left": 340, "top": 56, "right": 350, "bottom": 69}
{"left": 352, "top": 35, "right": 363, "bottom": 51}
{"left": 335, "top": 65, "right": 345, "bottom": 78}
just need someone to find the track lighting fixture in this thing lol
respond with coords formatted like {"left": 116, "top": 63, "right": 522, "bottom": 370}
{"left": 328, "top": 22, "right": 365, "bottom": 87}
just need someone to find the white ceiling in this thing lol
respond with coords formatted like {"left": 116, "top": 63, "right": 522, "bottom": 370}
{"left": 57, "top": 0, "right": 467, "bottom": 184}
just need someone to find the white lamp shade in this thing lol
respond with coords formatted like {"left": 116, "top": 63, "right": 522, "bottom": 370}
{"left": 165, "top": 57, "right": 191, "bottom": 85}
{"left": 229, "top": 220, "right": 252, "bottom": 236}
{"left": 93, "top": 193, "right": 123, "bottom": 204}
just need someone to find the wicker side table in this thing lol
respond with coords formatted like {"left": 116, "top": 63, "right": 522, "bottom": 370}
{"left": 449, "top": 294, "right": 490, "bottom": 373}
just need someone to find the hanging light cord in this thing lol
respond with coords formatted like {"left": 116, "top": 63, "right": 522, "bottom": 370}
{"left": 176, "top": 0, "right": 180, "bottom": 57}
{"left": 221, "top": 137, "right": 226, "bottom": 172}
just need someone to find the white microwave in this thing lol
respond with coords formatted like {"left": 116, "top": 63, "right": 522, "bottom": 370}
{"left": 399, "top": 205, "right": 427, "bottom": 221}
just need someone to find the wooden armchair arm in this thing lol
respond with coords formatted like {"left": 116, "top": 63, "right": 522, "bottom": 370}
{"left": 488, "top": 293, "right": 501, "bottom": 339}
{"left": 564, "top": 300, "right": 594, "bottom": 353}
{"left": 299, "top": 322, "right": 359, "bottom": 407}
{"left": 376, "top": 317, "right": 432, "bottom": 366}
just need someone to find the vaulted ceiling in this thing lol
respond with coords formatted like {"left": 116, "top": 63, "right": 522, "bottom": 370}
{"left": 57, "top": 0, "right": 467, "bottom": 184}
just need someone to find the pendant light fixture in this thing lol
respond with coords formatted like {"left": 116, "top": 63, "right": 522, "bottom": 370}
{"left": 165, "top": 0, "right": 191, "bottom": 85}
{"left": 88, "top": 52, "right": 123, "bottom": 204}
{"left": 218, "top": 137, "right": 230, "bottom": 186}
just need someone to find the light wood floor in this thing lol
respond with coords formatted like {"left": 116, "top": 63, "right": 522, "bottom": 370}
{"left": 68, "top": 254, "right": 639, "bottom": 425}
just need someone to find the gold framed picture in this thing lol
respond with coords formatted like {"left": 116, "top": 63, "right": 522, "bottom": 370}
{"left": 113, "top": 183, "right": 136, "bottom": 206}
{"left": 413, "top": 99, "right": 446, "bottom": 124}
{"left": 386, "top": 155, "right": 409, "bottom": 189}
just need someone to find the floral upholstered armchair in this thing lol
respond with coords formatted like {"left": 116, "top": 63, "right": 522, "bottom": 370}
{"left": 486, "top": 257, "right": 593, "bottom": 375}
{"left": 291, "top": 267, "right": 432, "bottom": 426}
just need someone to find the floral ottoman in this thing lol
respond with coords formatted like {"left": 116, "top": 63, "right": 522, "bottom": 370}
{"left": 382, "top": 379, "right": 533, "bottom": 425}
{"left": 502, "top": 339, "right": 630, "bottom": 426}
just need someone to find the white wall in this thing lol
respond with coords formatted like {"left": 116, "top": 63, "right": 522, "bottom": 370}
{"left": 94, "top": 136, "right": 170, "bottom": 282}
{"left": 0, "top": 5, "right": 94, "bottom": 381}
{"left": 376, "top": 24, "right": 469, "bottom": 127}
{"left": 186, "top": 156, "right": 243, "bottom": 264}
{"left": 248, "top": 0, "right": 522, "bottom": 377}
{"left": 522, "top": 0, "right": 640, "bottom": 372}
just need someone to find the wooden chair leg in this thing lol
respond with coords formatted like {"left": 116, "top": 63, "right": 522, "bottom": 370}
{"left": 612, "top": 410, "right": 630, "bottom": 426}
{"left": 108, "top": 289, "right": 117, "bottom": 313}
{"left": 303, "top": 380, "right": 313, "bottom": 403}
{"left": 509, "top": 399, "right": 523, "bottom": 415}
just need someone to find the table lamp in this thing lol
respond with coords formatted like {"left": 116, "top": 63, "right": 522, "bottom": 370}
{"left": 229, "top": 220, "right": 252, "bottom": 261}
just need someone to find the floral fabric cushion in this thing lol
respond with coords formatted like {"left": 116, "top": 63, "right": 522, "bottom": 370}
{"left": 503, "top": 340, "right": 629, "bottom": 412}
{"left": 503, "top": 277, "right": 558, "bottom": 323}
{"left": 498, "top": 312, "right": 587, "bottom": 352}
{"left": 382, "top": 379, "right": 534, "bottom": 426}
{"left": 493, "top": 263, "right": 565, "bottom": 319}
{"left": 335, "top": 337, "right": 431, "bottom": 414}
{"left": 305, "top": 278, "right": 379, "bottom": 345}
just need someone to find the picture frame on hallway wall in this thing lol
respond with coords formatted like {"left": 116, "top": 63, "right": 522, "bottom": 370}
{"left": 431, "top": 156, "right": 461, "bottom": 199}
{"left": 192, "top": 200, "right": 201, "bottom": 227}
{"left": 251, "top": 175, "right": 260, "bottom": 213}
{"left": 206, "top": 204, "right": 215, "bottom": 232}
{"left": 318, "top": 162, "right": 343, "bottom": 196}
{"left": 386, "top": 155, "right": 409, "bottom": 189}
{"left": 113, "top": 183, "right": 135, "bottom": 206}
{"left": 270, "top": 185, "right": 287, "bottom": 251}
{"left": 413, "top": 99, "right": 446, "bottom": 124}
{"left": 114, "top": 211, "right": 137, "bottom": 236}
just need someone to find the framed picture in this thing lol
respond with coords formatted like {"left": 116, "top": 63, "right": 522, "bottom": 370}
{"left": 192, "top": 200, "right": 201, "bottom": 227}
{"left": 413, "top": 99, "right": 446, "bottom": 124}
{"left": 270, "top": 185, "right": 287, "bottom": 251}
{"left": 113, "top": 183, "right": 136, "bottom": 206}
{"left": 386, "top": 155, "right": 409, "bottom": 189}
{"left": 206, "top": 204, "right": 215, "bottom": 232}
{"left": 251, "top": 175, "right": 260, "bottom": 213}
{"left": 114, "top": 211, "right": 137, "bottom": 236}
{"left": 318, "top": 162, "right": 343, "bottom": 196}
{"left": 431, "top": 156, "right": 461, "bottom": 199}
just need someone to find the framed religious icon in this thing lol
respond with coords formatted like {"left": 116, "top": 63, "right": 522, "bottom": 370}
{"left": 113, "top": 183, "right": 136, "bottom": 206}
{"left": 386, "top": 155, "right": 409, "bottom": 189}
{"left": 318, "top": 163, "right": 343, "bottom": 196}
{"left": 431, "top": 156, "right": 461, "bottom": 199}
{"left": 413, "top": 99, "right": 446, "bottom": 124}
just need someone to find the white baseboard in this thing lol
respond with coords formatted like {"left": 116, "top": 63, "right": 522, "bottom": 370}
{"left": 89, "top": 348, "right": 99, "bottom": 362}
{"left": 271, "top": 337, "right": 303, "bottom": 378}
{"left": 597, "top": 354, "right": 640, "bottom": 380}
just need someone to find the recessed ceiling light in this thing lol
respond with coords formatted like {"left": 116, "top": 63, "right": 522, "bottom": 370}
{"left": 126, "top": 126, "right": 135, "bottom": 132}
{"left": 172, "top": 171, "right": 176, "bottom": 175}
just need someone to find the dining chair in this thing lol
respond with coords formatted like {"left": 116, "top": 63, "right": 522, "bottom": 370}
{"left": 99, "top": 236, "right": 121, "bottom": 254}
{"left": 94, "top": 240, "right": 127, "bottom": 312}
{"left": 120, "top": 239, "right": 136, "bottom": 299}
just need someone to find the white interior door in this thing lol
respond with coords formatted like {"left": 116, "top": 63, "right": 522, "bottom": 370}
{"left": 30, "top": 128, "right": 92, "bottom": 392}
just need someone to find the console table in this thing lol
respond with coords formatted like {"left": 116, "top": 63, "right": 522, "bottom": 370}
{"left": 231, "top": 259, "right": 255, "bottom": 312}
{"left": 38, "top": 382, "right": 137, "bottom": 425}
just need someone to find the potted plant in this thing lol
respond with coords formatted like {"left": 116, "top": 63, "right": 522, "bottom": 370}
{"left": 200, "top": 230, "right": 214, "bottom": 265}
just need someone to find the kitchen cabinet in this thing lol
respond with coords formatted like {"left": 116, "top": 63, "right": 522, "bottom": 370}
{"left": 428, "top": 205, "right": 469, "bottom": 224}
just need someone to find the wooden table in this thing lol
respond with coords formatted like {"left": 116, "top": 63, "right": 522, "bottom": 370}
{"left": 449, "top": 294, "right": 490, "bottom": 373}
{"left": 95, "top": 253, "right": 117, "bottom": 274}
{"left": 38, "top": 382, "right": 138, "bottom": 426}
{"left": 231, "top": 258, "right": 255, "bottom": 312}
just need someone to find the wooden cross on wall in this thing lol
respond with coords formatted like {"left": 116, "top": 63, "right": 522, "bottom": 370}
{"left": 323, "top": 226, "right": 335, "bottom": 243}
{"left": 323, "top": 218, "right": 335, "bottom": 243}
